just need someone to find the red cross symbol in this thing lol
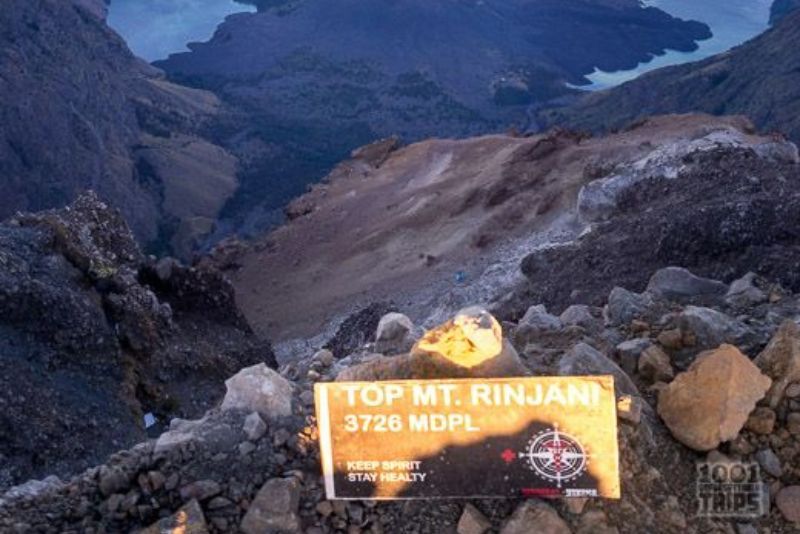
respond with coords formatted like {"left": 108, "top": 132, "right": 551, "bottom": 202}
{"left": 501, "top": 448, "right": 516, "bottom": 464}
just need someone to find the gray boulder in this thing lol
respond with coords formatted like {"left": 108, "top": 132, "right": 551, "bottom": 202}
{"left": 500, "top": 500, "right": 571, "bottom": 534}
{"left": 678, "top": 306, "right": 752, "bottom": 350}
{"left": 615, "top": 338, "right": 652, "bottom": 375}
{"left": 646, "top": 267, "right": 727, "bottom": 301}
{"left": 558, "top": 342, "right": 639, "bottom": 397}
{"left": 374, "top": 312, "right": 416, "bottom": 354}
{"left": 725, "top": 272, "right": 767, "bottom": 308}
{"left": 241, "top": 478, "right": 302, "bottom": 534}
{"left": 520, "top": 304, "right": 563, "bottom": 331}
{"left": 605, "top": 287, "right": 653, "bottom": 326}
{"left": 221, "top": 363, "right": 294, "bottom": 419}
{"left": 559, "top": 305, "right": 602, "bottom": 332}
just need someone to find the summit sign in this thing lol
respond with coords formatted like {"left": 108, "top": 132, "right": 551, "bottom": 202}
{"left": 315, "top": 376, "right": 621, "bottom": 500}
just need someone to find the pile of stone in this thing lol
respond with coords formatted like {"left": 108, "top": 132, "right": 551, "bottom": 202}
{"left": 2, "top": 266, "right": 800, "bottom": 533}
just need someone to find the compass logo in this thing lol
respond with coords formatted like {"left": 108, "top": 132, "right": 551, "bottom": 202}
{"left": 519, "top": 424, "right": 589, "bottom": 488}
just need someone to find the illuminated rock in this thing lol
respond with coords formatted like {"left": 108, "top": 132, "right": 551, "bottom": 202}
{"left": 337, "top": 307, "right": 527, "bottom": 380}
{"left": 140, "top": 499, "right": 208, "bottom": 534}
{"left": 658, "top": 345, "right": 771, "bottom": 451}
{"left": 375, "top": 312, "right": 416, "bottom": 354}
{"left": 221, "top": 363, "right": 293, "bottom": 419}
{"left": 754, "top": 320, "right": 800, "bottom": 408}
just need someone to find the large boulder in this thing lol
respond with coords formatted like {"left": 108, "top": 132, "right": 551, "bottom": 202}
{"left": 337, "top": 307, "right": 527, "bottom": 380}
{"left": 221, "top": 364, "right": 293, "bottom": 419}
{"left": 241, "top": 478, "right": 302, "bottom": 534}
{"left": 657, "top": 345, "right": 771, "bottom": 451}
{"left": 677, "top": 306, "right": 752, "bottom": 350}
{"left": 754, "top": 320, "right": 800, "bottom": 408}
{"left": 557, "top": 342, "right": 638, "bottom": 397}
{"left": 646, "top": 267, "right": 727, "bottom": 301}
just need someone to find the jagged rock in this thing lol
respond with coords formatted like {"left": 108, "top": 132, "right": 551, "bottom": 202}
{"left": 98, "top": 468, "right": 130, "bottom": 497}
{"left": 221, "top": 363, "right": 293, "bottom": 419}
{"left": 677, "top": 306, "right": 751, "bottom": 350}
{"left": 657, "top": 345, "right": 771, "bottom": 451}
{"left": 776, "top": 486, "right": 800, "bottom": 523}
{"left": 140, "top": 499, "right": 208, "bottom": 534}
{"left": 241, "top": 478, "right": 302, "bottom": 534}
{"left": 646, "top": 267, "right": 727, "bottom": 301}
{"left": 559, "top": 305, "right": 601, "bottom": 332}
{"left": 638, "top": 346, "right": 674, "bottom": 382}
{"left": 754, "top": 449, "right": 783, "bottom": 478}
{"left": 605, "top": 287, "right": 653, "bottom": 327}
{"left": 745, "top": 407, "right": 776, "bottom": 435}
{"left": 457, "top": 503, "right": 492, "bottom": 534}
{"left": 520, "top": 304, "right": 563, "bottom": 331}
{"left": 754, "top": 320, "right": 800, "bottom": 408}
{"left": 558, "top": 342, "right": 638, "bottom": 397}
{"left": 615, "top": 338, "right": 652, "bottom": 375}
{"left": 374, "top": 312, "right": 416, "bottom": 354}
{"left": 180, "top": 480, "right": 221, "bottom": 502}
{"left": 725, "top": 273, "right": 767, "bottom": 308}
{"left": 500, "top": 500, "right": 571, "bottom": 534}
{"left": 0, "top": 476, "right": 63, "bottom": 504}
{"left": 243, "top": 412, "right": 268, "bottom": 442}
{"left": 339, "top": 307, "right": 526, "bottom": 380}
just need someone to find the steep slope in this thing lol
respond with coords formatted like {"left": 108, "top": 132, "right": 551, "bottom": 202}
{"left": 541, "top": 10, "right": 800, "bottom": 143}
{"left": 0, "top": 193, "right": 274, "bottom": 488}
{"left": 771, "top": 0, "right": 800, "bottom": 24}
{"left": 226, "top": 114, "right": 797, "bottom": 342}
{"left": 0, "top": 0, "right": 239, "bottom": 256}
{"left": 155, "top": 0, "right": 710, "bottom": 228}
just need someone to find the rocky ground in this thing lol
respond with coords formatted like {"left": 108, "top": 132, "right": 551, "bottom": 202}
{"left": 0, "top": 193, "right": 274, "bottom": 490}
{"left": 2, "top": 262, "right": 800, "bottom": 533}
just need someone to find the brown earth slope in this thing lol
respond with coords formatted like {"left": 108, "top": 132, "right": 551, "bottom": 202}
{"left": 230, "top": 114, "right": 789, "bottom": 342}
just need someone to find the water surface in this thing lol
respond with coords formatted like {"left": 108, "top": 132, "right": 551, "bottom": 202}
{"left": 108, "top": 0, "right": 255, "bottom": 61}
{"left": 583, "top": 0, "right": 773, "bottom": 89}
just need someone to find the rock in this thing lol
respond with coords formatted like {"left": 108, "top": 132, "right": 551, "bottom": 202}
{"left": 179, "top": 480, "right": 221, "bottom": 502}
{"left": 776, "top": 486, "right": 800, "bottom": 523}
{"left": 657, "top": 329, "right": 683, "bottom": 350}
{"left": 725, "top": 273, "right": 767, "bottom": 307}
{"left": 615, "top": 338, "right": 652, "bottom": 375}
{"left": 617, "top": 395, "right": 643, "bottom": 425}
{"left": 154, "top": 257, "right": 179, "bottom": 282}
{"left": 520, "top": 304, "right": 563, "bottom": 331}
{"left": 558, "top": 342, "right": 638, "bottom": 397}
{"left": 646, "top": 267, "right": 727, "bottom": 301}
{"left": 221, "top": 363, "right": 293, "bottom": 419}
{"left": 754, "top": 449, "right": 783, "bottom": 478}
{"left": 457, "top": 503, "right": 492, "bottom": 534}
{"left": 99, "top": 468, "right": 130, "bottom": 497}
{"left": 241, "top": 478, "right": 302, "bottom": 534}
{"left": 243, "top": 412, "right": 268, "bottom": 442}
{"left": 638, "top": 345, "right": 674, "bottom": 382}
{"left": 2, "top": 476, "right": 63, "bottom": 502}
{"left": 787, "top": 413, "right": 800, "bottom": 435}
{"left": 559, "top": 305, "right": 601, "bottom": 332}
{"left": 605, "top": 287, "right": 653, "bottom": 327}
{"left": 657, "top": 345, "right": 771, "bottom": 451}
{"left": 339, "top": 307, "right": 527, "bottom": 380}
{"left": 754, "top": 320, "right": 800, "bottom": 408}
{"left": 677, "top": 306, "right": 751, "bottom": 350}
{"left": 313, "top": 349, "right": 335, "bottom": 367}
{"left": 744, "top": 407, "right": 776, "bottom": 435}
{"left": 500, "top": 500, "right": 571, "bottom": 534}
{"left": 140, "top": 499, "right": 208, "bottom": 534}
{"left": 374, "top": 312, "right": 416, "bottom": 354}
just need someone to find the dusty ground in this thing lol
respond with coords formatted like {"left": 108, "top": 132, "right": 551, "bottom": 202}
{"left": 231, "top": 114, "right": 777, "bottom": 342}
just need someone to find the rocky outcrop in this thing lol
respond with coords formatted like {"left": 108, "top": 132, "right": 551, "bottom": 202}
{"left": 0, "top": 193, "right": 273, "bottom": 488}
{"left": 0, "top": 0, "right": 240, "bottom": 255}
